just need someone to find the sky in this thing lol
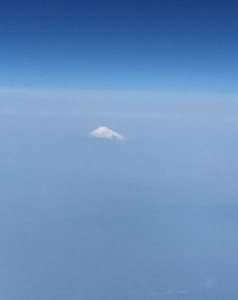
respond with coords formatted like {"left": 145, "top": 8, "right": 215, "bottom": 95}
{"left": 1, "top": 1, "right": 238, "bottom": 299}
{"left": 1, "top": 0, "right": 238, "bottom": 93}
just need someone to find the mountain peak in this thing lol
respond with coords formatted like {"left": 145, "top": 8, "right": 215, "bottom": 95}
{"left": 89, "top": 126, "right": 126, "bottom": 141}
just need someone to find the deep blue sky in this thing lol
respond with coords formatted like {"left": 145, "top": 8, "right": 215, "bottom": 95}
{"left": 1, "top": 0, "right": 238, "bottom": 92}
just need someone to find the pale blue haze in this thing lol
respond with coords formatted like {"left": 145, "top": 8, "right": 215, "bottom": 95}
{"left": 1, "top": 91, "right": 238, "bottom": 299}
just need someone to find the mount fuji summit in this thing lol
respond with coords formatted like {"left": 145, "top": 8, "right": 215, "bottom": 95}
{"left": 89, "top": 126, "right": 126, "bottom": 141}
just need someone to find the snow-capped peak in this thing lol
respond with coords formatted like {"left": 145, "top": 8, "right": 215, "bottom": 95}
{"left": 89, "top": 126, "right": 126, "bottom": 141}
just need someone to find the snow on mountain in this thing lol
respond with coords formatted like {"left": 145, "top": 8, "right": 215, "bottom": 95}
{"left": 89, "top": 126, "right": 126, "bottom": 141}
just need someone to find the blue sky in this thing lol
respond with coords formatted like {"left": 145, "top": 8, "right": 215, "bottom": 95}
{"left": 1, "top": 0, "right": 238, "bottom": 93}
{"left": 1, "top": 2, "right": 238, "bottom": 299}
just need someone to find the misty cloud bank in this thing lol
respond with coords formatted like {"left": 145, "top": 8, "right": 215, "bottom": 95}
{"left": 0, "top": 89, "right": 238, "bottom": 299}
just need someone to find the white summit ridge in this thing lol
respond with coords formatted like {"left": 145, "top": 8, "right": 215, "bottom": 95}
{"left": 89, "top": 126, "right": 126, "bottom": 141}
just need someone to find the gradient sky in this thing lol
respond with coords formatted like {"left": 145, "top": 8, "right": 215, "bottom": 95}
{"left": 2, "top": 2, "right": 238, "bottom": 299}
{"left": 1, "top": 0, "right": 238, "bottom": 93}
